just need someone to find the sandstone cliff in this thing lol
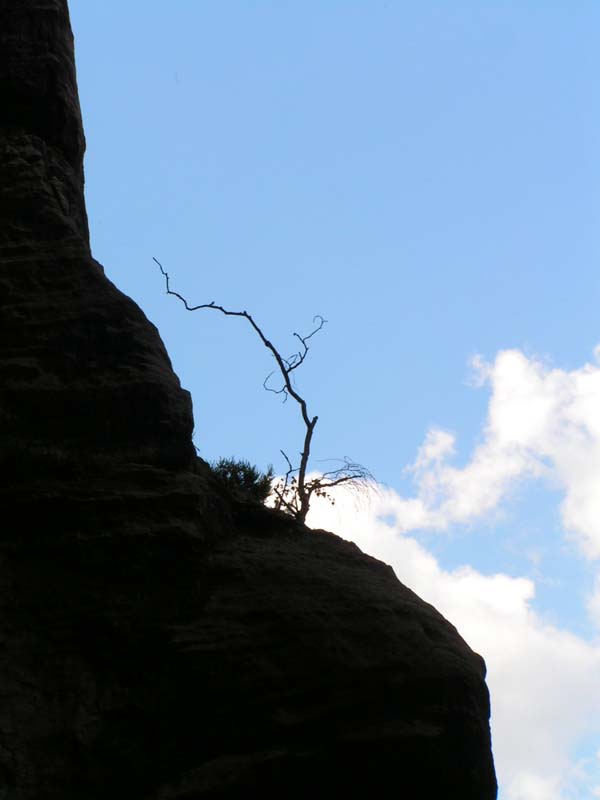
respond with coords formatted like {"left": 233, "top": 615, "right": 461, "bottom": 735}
{"left": 0, "top": 2, "right": 497, "bottom": 798}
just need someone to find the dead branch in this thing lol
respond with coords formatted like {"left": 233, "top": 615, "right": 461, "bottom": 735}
{"left": 154, "top": 257, "right": 368, "bottom": 524}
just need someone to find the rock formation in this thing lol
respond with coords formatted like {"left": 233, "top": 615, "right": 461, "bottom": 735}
{"left": 0, "top": 1, "right": 497, "bottom": 798}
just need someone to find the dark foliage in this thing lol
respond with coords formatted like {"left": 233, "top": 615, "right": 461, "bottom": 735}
{"left": 210, "top": 457, "right": 274, "bottom": 504}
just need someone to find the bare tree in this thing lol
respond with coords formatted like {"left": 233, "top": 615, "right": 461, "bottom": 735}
{"left": 154, "top": 257, "right": 371, "bottom": 524}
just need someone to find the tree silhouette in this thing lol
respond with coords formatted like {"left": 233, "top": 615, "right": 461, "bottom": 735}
{"left": 154, "top": 257, "right": 371, "bottom": 524}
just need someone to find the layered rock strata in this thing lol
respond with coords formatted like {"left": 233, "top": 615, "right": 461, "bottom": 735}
{"left": 0, "top": 2, "right": 497, "bottom": 798}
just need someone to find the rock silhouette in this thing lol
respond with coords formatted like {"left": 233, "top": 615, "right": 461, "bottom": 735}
{"left": 0, "top": 2, "right": 497, "bottom": 798}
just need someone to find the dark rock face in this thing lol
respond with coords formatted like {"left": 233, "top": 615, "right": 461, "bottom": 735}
{"left": 0, "top": 2, "right": 498, "bottom": 798}
{"left": 0, "top": 0, "right": 195, "bottom": 471}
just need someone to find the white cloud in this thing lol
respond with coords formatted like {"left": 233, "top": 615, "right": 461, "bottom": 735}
{"left": 504, "top": 774, "right": 562, "bottom": 800}
{"left": 383, "top": 347, "right": 600, "bottom": 560}
{"left": 586, "top": 574, "right": 600, "bottom": 630}
{"left": 306, "top": 488, "right": 600, "bottom": 800}
{"left": 410, "top": 427, "right": 456, "bottom": 471}
{"left": 296, "top": 345, "right": 600, "bottom": 798}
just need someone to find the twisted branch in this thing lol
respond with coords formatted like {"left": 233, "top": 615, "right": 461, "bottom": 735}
{"left": 154, "top": 257, "right": 367, "bottom": 523}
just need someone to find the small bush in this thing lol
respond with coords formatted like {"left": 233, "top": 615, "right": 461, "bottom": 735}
{"left": 210, "top": 457, "right": 274, "bottom": 504}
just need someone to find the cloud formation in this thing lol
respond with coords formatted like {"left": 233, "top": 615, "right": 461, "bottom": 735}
{"left": 304, "top": 345, "right": 600, "bottom": 800}
{"left": 306, "top": 487, "right": 600, "bottom": 800}
{"left": 387, "top": 347, "right": 600, "bottom": 560}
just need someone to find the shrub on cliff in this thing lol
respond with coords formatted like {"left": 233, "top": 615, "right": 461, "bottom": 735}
{"left": 155, "top": 258, "right": 371, "bottom": 524}
{"left": 210, "top": 457, "right": 274, "bottom": 504}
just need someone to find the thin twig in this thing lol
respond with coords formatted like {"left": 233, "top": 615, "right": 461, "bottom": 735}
{"left": 154, "top": 257, "right": 368, "bottom": 524}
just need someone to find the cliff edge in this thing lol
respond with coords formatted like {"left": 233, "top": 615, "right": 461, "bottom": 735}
{"left": 0, "top": 2, "right": 497, "bottom": 798}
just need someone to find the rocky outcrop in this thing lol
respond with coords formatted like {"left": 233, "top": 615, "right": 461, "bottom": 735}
{"left": 0, "top": 2, "right": 497, "bottom": 798}
{"left": 0, "top": 0, "right": 195, "bottom": 471}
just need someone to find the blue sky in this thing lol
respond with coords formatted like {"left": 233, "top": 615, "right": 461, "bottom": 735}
{"left": 70, "top": 3, "right": 600, "bottom": 798}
